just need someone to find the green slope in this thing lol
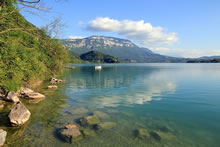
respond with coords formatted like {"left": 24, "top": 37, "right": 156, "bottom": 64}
{"left": 0, "top": 2, "right": 70, "bottom": 91}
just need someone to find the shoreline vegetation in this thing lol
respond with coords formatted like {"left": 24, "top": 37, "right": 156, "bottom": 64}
{"left": 0, "top": 1, "right": 71, "bottom": 93}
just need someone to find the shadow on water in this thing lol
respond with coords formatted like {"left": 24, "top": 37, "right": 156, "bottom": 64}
{"left": 0, "top": 111, "right": 11, "bottom": 128}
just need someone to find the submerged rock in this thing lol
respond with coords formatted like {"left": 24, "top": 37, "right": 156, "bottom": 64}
{"left": 92, "top": 111, "right": 110, "bottom": 120}
{"left": 48, "top": 85, "right": 58, "bottom": 89}
{"left": 60, "top": 124, "right": 82, "bottom": 143}
{"left": 135, "top": 128, "right": 150, "bottom": 139}
{"left": 97, "top": 122, "right": 116, "bottom": 130}
{"left": 4, "top": 91, "right": 19, "bottom": 103}
{"left": 157, "top": 125, "right": 172, "bottom": 133}
{"left": 8, "top": 102, "right": 31, "bottom": 127}
{"left": 0, "top": 129, "right": 7, "bottom": 146}
{"left": 150, "top": 131, "right": 161, "bottom": 141}
{"left": 27, "top": 98, "right": 44, "bottom": 104}
{"left": 81, "top": 128, "right": 96, "bottom": 137}
{"left": 153, "top": 131, "right": 176, "bottom": 141}
{"left": 24, "top": 92, "right": 45, "bottom": 99}
{"left": 69, "top": 107, "right": 89, "bottom": 115}
{"left": 80, "top": 116, "right": 100, "bottom": 126}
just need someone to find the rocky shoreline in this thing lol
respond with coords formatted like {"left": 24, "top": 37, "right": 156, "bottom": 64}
{"left": 0, "top": 76, "right": 173, "bottom": 146}
{"left": 0, "top": 77, "right": 63, "bottom": 146}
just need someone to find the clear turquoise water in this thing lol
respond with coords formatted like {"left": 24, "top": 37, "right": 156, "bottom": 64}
{"left": 1, "top": 63, "right": 220, "bottom": 147}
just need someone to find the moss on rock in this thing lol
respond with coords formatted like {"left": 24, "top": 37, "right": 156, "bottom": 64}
{"left": 80, "top": 115, "right": 100, "bottom": 126}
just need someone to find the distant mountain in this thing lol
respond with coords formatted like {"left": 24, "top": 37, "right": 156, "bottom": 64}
{"left": 199, "top": 56, "right": 220, "bottom": 60}
{"left": 186, "top": 55, "right": 220, "bottom": 63}
{"left": 187, "top": 59, "right": 220, "bottom": 63}
{"left": 80, "top": 51, "right": 120, "bottom": 63}
{"left": 61, "top": 36, "right": 186, "bottom": 63}
{"left": 187, "top": 56, "right": 220, "bottom": 63}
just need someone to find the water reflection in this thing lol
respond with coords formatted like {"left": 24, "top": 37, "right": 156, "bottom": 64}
{"left": 64, "top": 64, "right": 176, "bottom": 108}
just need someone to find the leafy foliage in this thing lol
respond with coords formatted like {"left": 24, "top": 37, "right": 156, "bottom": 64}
{"left": 68, "top": 51, "right": 85, "bottom": 64}
{"left": 0, "top": 2, "right": 69, "bottom": 91}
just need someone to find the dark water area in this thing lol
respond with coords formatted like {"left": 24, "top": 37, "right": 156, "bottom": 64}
{"left": 1, "top": 63, "right": 220, "bottom": 147}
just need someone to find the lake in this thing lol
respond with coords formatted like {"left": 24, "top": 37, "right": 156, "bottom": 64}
{"left": 2, "top": 63, "right": 220, "bottom": 146}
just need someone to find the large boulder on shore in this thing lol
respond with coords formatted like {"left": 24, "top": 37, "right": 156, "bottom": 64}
{"left": 19, "top": 87, "right": 34, "bottom": 96}
{"left": 59, "top": 124, "right": 82, "bottom": 143}
{"left": 24, "top": 92, "right": 45, "bottom": 99}
{"left": 0, "top": 129, "right": 7, "bottom": 146}
{"left": 50, "top": 78, "right": 63, "bottom": 84}
{"left": 19, "top": 87, "right": 45, "bottom": 99}
{"left": 4, "top": 91, "right": 19, "bottom": 103}
{"left": 8, "top": 102, "right": 31, "bottom": 127}
{"left": 47, "top": 85, "right": 58, "bottom": 89}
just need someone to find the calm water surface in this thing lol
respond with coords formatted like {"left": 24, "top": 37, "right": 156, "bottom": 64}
{"left": 1, "top": 63, "right": 220, "bottom": 147}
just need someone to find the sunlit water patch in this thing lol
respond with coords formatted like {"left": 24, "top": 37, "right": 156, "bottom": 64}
{"left": 1, "top": 63, "right": 220, "bottom": 147}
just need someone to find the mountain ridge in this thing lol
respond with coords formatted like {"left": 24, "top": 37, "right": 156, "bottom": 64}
{"left": 63, "top": 36, "right": 138, "bottom": 49}
{"left": 61, "top": 36, "right": 186, "bottom": 63}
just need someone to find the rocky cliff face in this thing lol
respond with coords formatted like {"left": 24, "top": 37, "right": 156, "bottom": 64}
{"left": 63, "top": 36, "right": 136, "bottom": 49}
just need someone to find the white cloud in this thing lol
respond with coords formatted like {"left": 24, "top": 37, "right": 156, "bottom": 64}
{"left": 86, "top": 17, "right": 178, "bottom": 47}
{"left": 68, "top": 35, "right": 86, "bottom": 39}
{"left": 151, "top": 47, "right": 220, "bottom": 58}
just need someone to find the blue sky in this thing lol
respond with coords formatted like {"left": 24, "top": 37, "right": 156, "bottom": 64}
{"left": 21, "top": 0, "right": 220, "bottom": 58}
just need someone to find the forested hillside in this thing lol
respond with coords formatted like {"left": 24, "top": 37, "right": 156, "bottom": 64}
{"left": 80, "top": 51, "right": 120, "bottom": 63}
